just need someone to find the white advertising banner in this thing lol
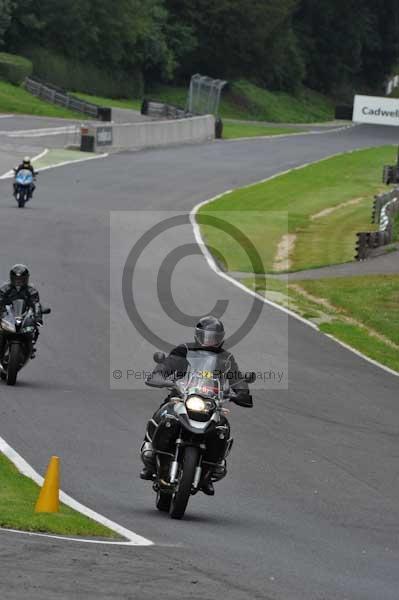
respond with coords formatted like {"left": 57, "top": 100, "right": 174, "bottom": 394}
{"left": 353, "top": 95, "right": 399, "bottom": 126}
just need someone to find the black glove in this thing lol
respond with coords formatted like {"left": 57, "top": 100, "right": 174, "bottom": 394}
{"left": 231, "top": 391, "right": 253, "bottom": 408}
{"left": 145, "top": 372, "right": 174, "bottom": 388}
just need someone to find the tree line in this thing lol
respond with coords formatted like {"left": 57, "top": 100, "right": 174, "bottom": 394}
{"left": 0, "top": 0, "right": 398, "bottom": 97}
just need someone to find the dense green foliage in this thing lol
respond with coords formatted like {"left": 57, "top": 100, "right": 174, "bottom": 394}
{"left": 1, "top": 0, "right": 398, "bottom": 97}
{"left": 27, "top": 48, "right": 143, "bottom": 98}
{"left": 0, "top": 51, "right": 32, "bottom": 84}
{"left": 0, "top": 0, "right": 13, "bottom": 47}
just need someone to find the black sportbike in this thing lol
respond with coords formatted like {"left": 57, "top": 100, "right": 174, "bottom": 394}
{"left": 0, "top": 299, "right": 51, "bottom": 385}
{"left": 147, "top": 349, "right": 255, "bottom": 519}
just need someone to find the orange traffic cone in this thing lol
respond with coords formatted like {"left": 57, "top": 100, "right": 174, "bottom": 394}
{"left": 35, "top": 456, "right": 60, "bottom": 513}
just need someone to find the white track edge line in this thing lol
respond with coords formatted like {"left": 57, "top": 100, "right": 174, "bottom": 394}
{"left": 0, "top": 435, "right": 153, "bottom": 546}
{"left": 36, "top": 152, "right": 109, "bottom": 173}
{"left": 0, "top": 149, "right": 49, "bottom": 180}
{"left": 190, "top": 147, "right": 399, "bottom": 378}
{"left": 0, "top": 151, "right": 108, "bottom": 180}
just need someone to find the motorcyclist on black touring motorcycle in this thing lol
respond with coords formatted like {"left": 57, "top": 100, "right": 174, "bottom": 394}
{"left": 140, "top": 316, "right": 253, "bottom": 496}
{"left": 0, "top": 265, "right": 43, "bottom": 360}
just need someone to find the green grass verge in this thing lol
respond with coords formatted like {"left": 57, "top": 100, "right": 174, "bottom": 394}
{"left": 393, "top": 212, "right": 399, "bottom": 241}
{"left": 244, "top": 275, "right": 399, "bottom": 372}
{"left": 0, "top": 453, "right": 118, "bottom": 538}
{"left": 198, "top": 146, "right": 396, "bottom": 274}
{"left": 222, "top": 122, "right": 304, "bottom": 139}
{"left": 147, "top": 80, "right": 334, "bottom": 123}
{"left": 0, "top": 81, "right": 84, "bottom": 119}
{"left": 73, "top": 92, "right": 142, "bottom": 111}
{"left": 34, "top": 149, "right": 96, "bottom": 170}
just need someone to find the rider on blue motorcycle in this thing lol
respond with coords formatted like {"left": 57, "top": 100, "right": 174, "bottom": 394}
{"left": 14, "top": 157, "right": 37, "bottom": 200}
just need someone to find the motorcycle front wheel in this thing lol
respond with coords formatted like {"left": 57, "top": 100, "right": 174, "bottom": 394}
{"left": 6, "top": 344, "right": 20, "bottom": 386}
{"left": 169, "top": 446, "right": 199, "bottom": 520}
{"left": 17, "top": 192, "right": 26, "bottom": 208}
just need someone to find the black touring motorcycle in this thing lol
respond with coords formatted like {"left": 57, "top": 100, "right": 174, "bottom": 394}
{"left": 0, "top": 299, "right": 51, "bottom": 385}
{"left": 145, "top": 349, "right": 255, "bottom": 519}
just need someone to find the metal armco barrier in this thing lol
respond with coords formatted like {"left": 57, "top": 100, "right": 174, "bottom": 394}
{"left": 355, "top": 187, "right": 399, "bottom": 260}
{"left": 24, "top": 77, "right": 112, "bottom": 121}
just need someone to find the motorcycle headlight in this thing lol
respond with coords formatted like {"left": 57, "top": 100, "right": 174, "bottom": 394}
{"left": 186, "top": 396, "right": 207, "bottom": 412}
{"left": 186, "top": 396, "right": 215, "bottom": 413}
{"left": 22, "top": 325, "right": 35, "bottom": 334}
{"left": 1, "top": 320, "right": 15, "bottom": 333}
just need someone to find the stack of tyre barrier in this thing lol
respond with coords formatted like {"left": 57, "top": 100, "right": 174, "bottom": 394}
{"left": 141, "top": 99, "right": 188, "bottom": 120}
{"left": 355, "top": 187, "right": 399, "bottom": 260}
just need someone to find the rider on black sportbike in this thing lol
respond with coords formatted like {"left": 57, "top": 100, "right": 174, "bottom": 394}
{"left": 0, "top": 265, "right": 43, "bottom": 360}
{"left": 140, "top": 316, "right": 253, "bottom": 497}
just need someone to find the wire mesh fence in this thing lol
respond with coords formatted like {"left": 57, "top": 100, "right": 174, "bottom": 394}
{"left": 186, "top": 74, "right": 227, "bottom": 117}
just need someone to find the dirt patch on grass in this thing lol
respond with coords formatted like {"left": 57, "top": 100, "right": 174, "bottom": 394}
{"left": 311, "top": 197, "right": 364, "bottom": 220}
{"left": 292, "top": 284, "right": 399, "bottom": 349}
{"left": 273, "top": 234, "right": 297, "bottom": 271}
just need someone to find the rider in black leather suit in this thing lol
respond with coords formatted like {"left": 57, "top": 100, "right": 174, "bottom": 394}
{"left": 0, "top": 265, "right": 43, "bottom": 359}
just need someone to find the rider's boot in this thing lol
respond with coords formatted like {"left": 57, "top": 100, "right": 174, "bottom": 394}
{"left": 140, "top": 441, "right": 156, "bottom": 480}
{"left": 201, "top": 460, "right": 227, "bottom": 496}
{"left": 201, "top": 480, "right": 215, "bottom": 496}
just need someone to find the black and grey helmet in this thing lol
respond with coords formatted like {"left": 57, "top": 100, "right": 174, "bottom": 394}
{"left": 195, "top": 316, "right": 225, "bottom": 348}
{"left": 10, "top": 264, "right": 30, "bottom": 290}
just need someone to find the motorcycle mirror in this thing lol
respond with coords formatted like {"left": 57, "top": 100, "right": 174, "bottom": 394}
{"left": 42, "top": 308, "right": 51, "bottom": 315}
{"left": 244, "top": 371, "right": 256, "bottom": 384}
{"left": 153, "top": 351, "right": 166, "bottom": 364}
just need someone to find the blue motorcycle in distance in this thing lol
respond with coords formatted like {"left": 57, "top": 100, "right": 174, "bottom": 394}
{"left": 13, "top": 169, "right": 36, "bottom": 208}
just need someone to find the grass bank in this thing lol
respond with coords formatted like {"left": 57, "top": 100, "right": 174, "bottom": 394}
{"left": 222, "top": 122, "right": 304, "bottom": 139}
{"left": 0, "top": 78, "right": 334, "bottom": 123}
{"left": 244, "top": 275, "right": 399, "bottom": 373}
{"left": 74, "top": 92, "right": 141, "bottom": 112}
{"left": 198, "top": 146, "right": 396, "bottom": 274}
{"left": 148, "top": 80, "right": 334, "bottom": 123}
{"left": 0, "top": 81, "right": 83, "bottom": 119}
{"left": 0, "top": 453, "right": 118, "bottom": 538}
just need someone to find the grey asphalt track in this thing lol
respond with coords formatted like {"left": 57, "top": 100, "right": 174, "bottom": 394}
{"left": 229, "top": 247, "right": 399, "bottom": 281}
{"left": 1, "top": 124, "right": 399, "bottom": 600}
{"left": 0, "top": 115, "right": 84, "bottom": 173}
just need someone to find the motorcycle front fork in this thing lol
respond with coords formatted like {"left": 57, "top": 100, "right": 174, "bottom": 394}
{"left": 169, "top": 437, "right": 204, "bottom": 491}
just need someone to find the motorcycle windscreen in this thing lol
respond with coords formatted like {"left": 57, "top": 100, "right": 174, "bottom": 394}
{"left": 12, "top": 299, "right": 27, "bottom": 317}
{"left": 15, "top": 169, "right": 33, "bottom": 185}
{"left": 184, "top": 349, "right": 233, "bottom": 396}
